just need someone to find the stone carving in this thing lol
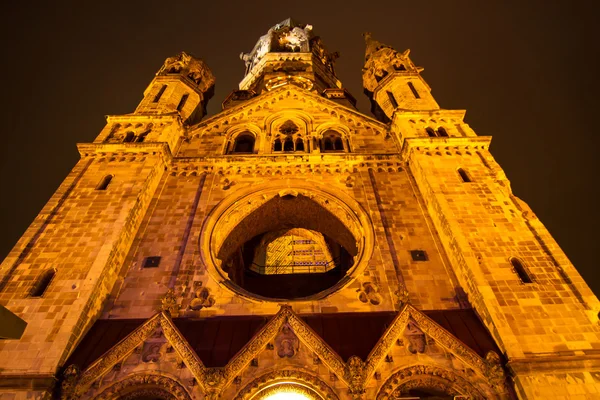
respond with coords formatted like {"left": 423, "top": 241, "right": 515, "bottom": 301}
{"left": 403, "top": 318, "right": 426, "bottom": 354}
{"left": 68, "top": 305, "right": 505, "bottom": 400}
{"left": 189, "top": 286, "right": 215, "bottom": 310}
{"left": 158, "top": 289, "right": 179, "bottom": 316}
{"left": 234, "top": 369, "right": 339, "bottom": 400}
{"left": 376, "top": 365, "right": 485, "bottom": 400}
{"left": 158, "top": 51, "right": 215, "bottom": 91}
{"left": 60, "top": 364, "right": 80, "bottom": 400}
{"left": 362, "top": 32, "right": 418, "bottom": 93}
{"left": 484, "top": 351, "right": 507, "bottom": 390}
{"left": 275, "top": 323, "right": 299, "bottom": 358}
{"left": 94, "top": 374, "right": 192, "bottom": 400}
{"left": 345, "top": 356, "right": 367, "bottom": 399}
{"left": 240, "top": 19, "right": 338, "bottom": 75}
{"left": 358, "top": 281, "right": 382, "bottom": 305}
{"left": 141, "top": 343, "right": 162, "bottom": 363}
{"left": 395, "top": 287, "right": 411, "bottom": 306}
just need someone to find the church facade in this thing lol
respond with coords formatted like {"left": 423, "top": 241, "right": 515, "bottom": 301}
{"left": 1, "top": 19, "right": 599, "bottom": 400}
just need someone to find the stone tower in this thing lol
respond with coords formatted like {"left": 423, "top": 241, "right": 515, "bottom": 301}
{"left": 1, "top": 19, "right": 599, "bottom": 400}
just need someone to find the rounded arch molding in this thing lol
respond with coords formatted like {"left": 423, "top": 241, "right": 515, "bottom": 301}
{"left": 93, "top": 373, "right": 192, "bottom": 400}
{"left": 234, "top": 369, "right": 339, "bottom": 400}
{"left": 376, "top": 365, "right": 490, "bottom": 400}
{"left": 199, "top": 179, "right": 375, "bottom": 302}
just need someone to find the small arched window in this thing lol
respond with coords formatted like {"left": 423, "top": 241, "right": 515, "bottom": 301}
{"left": 437, "top": 127, "right": 449, "bottom": 137}
{"left": 135, "top": 131, "right": 149, "bottom": 143}
{"left": 295, "top": 137, "right": 305, "bottom": 152}
{"left": 124, "top": 132, "right": 135, "bottom": 143}
{"left": 283, "top": 137, "right": 294, "bottom": 152}
{"left": 510, "top": 258, "right": 533, "bottom": 283}
{"left": 334, "top": 137, "right": 344, "bottom": 151}
{"left": 30, "top": 269, "right": 56, "bottom": 297}
{"left": 232, "top": 133, "right": 255, "bottom": 154}
{"left": 425, "top": 127, "right": 436, "bottom": 137}
{"left": 273, "top": 138, "right": 282, "bottom": 152}
{"left": 96, "top": 175, "right": 113, "bottom": 190}
{"left": 457, "top": 168, "right": 471, "bottom": 183}
{"left": 322, "top": 130, "right": 346, "bottom": 152}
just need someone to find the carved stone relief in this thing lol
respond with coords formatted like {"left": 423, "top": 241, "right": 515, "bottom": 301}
{"left": 275, "top": 323, "right": 299, "bottom": 358}
{"left": 403, "top": 318, "right": 426, "bottom": 354}
{"left": 358, "top": 281, "right": 382, "bottom": 305}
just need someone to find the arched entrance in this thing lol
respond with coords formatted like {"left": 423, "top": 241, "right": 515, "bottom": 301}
{"left": 376, "top": 365, "right": 488, "bottom": 400}
{"left": 234, "top": 370, "right": 339, "bottom": 400}
{"left": 93, "top": 374, "right": 192, "bottom": 400}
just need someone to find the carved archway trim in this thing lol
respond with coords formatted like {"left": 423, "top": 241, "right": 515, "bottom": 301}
{"left": 93, "top": 373, "right": 191, "bottom": 400}
{"left": 199, "top": 179, "right": 375, "bottom": 302}
{"left": 376, "top": 364, "right": 485, "bottom": 400}
{"left": 234, "top": 369, "right": 339, "bottom": 400}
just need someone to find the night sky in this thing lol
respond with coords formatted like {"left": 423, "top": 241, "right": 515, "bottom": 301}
{"left": 1, "top": 1, "right": 598, "bottom": 295}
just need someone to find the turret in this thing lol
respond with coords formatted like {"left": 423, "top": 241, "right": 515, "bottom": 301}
{"left": 231, "top": 18, "right": 355, "bottom": 109}
{"left": 135, "top": 52, "right": 215, "bottom": 124}
{"left": 362, "top": 33, "right": 439, "bottom": 121}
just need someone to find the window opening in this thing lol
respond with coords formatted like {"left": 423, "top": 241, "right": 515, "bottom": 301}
{"left": 30, "top": 269, "right": 55, "bottom": 297}
{"left": 426, "top": 127, "right": 436, "bottom": 137}
{"left": 407, "top": 82, "right": 420, "bottom": 99}
{"left": 273, "top": 138, "right": 282, "bottom": 152}
{"left": 457, "top": 168, "right": 472, "bottom": 183}
{"left": 143, "top": 256, "right": 162, "bottom": 268}
{"left": 334, "top": 137, "right": 344, "bottom": 151}
{"left": 387, "top": 91, "right": 399, "bottom": 108}
{"left": 510, "top": 258, "right": 532, "bottom": 283}
{"left": 232, "top": 133, "right": 255, "bottom": 154}
{"left": 410, "top": 250, "right": 428, "bottom": 261}
{"left": 295, "top": 137, "right": 304, "bottom": 152}
{"left": 323, "top": 138, "right": 333, "bottom": 151}
{"left": 283, "top": 137, "right": 294, "bottom": 151}
{"left": 153, "top": 85, "right": 167, "bottom": 103}
{"left": 437, "top": 127, "right": 449, "bottom": 137}
{"left": 124, "top": 132, "right": 135, "bottom": 143}
{"left": 96, "top": 175, "right": 113, "bottom": 190}
{"left": 176, "top": 94, "right": 189, "bottom": 111}
{"left": 135, "top": 131, "right": 149, "bottom": 143}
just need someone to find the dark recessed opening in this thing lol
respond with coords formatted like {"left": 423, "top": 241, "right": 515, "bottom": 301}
{"left": 143, "top": 256, "right": 161, "bottom": 268}
{"left": 410, "top": 250, "right": 428, "bottom": 261}
{"left": 217, "top": 194, "right": 359, "bottom": 300}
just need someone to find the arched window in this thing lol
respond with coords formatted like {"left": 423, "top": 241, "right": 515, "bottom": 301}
{"left": 30, "top": 269, "right": 56, "bottom": 297}
{"left": 232, "top": 133, "right": 255, "bottom": 154}
{"left": 273, "top": 138, "right": 282, "bottom": 152}
{"left": 334, "top": 137, "right": 344, "bottom": 151}
{"left": 510, "top": 257, "right": 533, "bottom": 283}
{"left": 153, "top": 85, "right": 167, "bottom": 103}
{"left": 437, "top": 127, "right": 449, "bottom": 137}
{"left": 96, "top": 175, "right": 113, "bottom": 190}
{"left": 135, "top": 131, "right": 149, "bottom": 143}
{"left": 322, "top": 130, "right": 346, "bottom": 152}
{"left": 295, "top": 137, "right": 305, "bottom": 152}
{"left": 124, "top": 132, "right": 135, "bottom": 143}
{"left": 425, "top": 127, "right": 436, "bottom": 137}
{"left": 283, "top": 137, "right": 294, "bottom": 151}
{"left": 457, "top": 168, "right": 472, "bottom": 183}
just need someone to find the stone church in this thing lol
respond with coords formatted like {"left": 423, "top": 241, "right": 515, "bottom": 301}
{"left": 1, "top": 18, "right": 599, "bottom": 400}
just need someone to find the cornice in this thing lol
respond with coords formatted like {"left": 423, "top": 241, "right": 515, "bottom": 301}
{"left": 507, "top": 352, "right": 600, "bottom": 374}
{"left": 400, "top": 136, "right": 492, "bottom": 159}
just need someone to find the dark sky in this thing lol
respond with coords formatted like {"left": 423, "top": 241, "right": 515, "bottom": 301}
{"left": 1, "top": 1, "right": 598, "bottom": 295}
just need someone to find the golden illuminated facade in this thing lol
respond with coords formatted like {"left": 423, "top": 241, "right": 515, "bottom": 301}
{"left": 1, "top": 18, "right": 600, "bottom": 399}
